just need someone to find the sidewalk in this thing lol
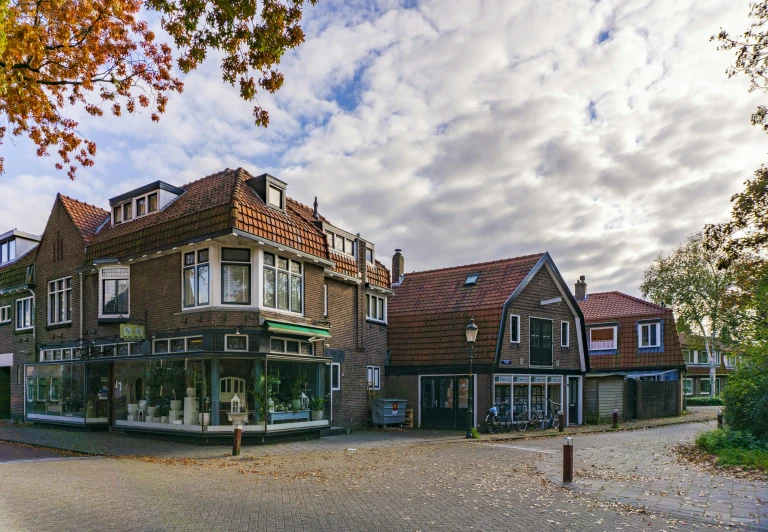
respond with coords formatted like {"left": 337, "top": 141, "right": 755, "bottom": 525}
{"left": 0, "top": 406, "right": 718, "bottom": 459}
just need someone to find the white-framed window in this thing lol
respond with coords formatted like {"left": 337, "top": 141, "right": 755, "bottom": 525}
{"left": 638, "top": 322, "right": 661, "bottom": 348}
{"left": 683, "top": 349, "right": 694, "bottom": 364}
{"left": 263, "top": 252, "right": 302, "bottom": 313}
{"left": 153, "top": 336, "right": 203, "bottom": 354}
{"left": 183, "top": 248, "right": 210, "bottom": 308}
{"left": 365, "top": 247, "right": 374, "bottom": 263}
{"left": 326, "top": 231, "right": 354, "bottom": 256}
{"left": 510, "top": 314, "right": 520, "bottom": 343}
{"left": 15, "top": 296, "right": 33, "bottom": 330}
{"left": 366, "top": 294, "right": 386, "bottom": 323}
{"left": 588, "top": 326, "right": 617, "bottom": 351}
{"left": 700, "top": 378, "right": 711, "bottom": 395}
{"left": 323, "top": 284, "right": 328, "bottom": 317}
{"left": 225, "top": 334, "right": 248, "bottom": 352}
{"left": 0, "top": 239, "right": 16, "bottom": 265}
{"left": 0, "top": 306, "right": 10, "bottom": 324}
{"left": 560, "top": 321, "right": 569, "bottom": 347}
{"left": 267, "top": 185, "right": 284, "bottom": 209}
{"left": 367, "top": 365, "right": 380, "bottom": 390}
{"left": 112, "top": 192, "right": 159, "bottom": 226}
{"left": 331, "top": 362, "right": 341, "bottom": 391}
{"left": 269, "top": 337, "right": 313, "bottom": 355}
{"left": 100, "top": 266, "right": 129, "bottom": 316}
{"left": 716, "top": 378, "right": 723, "bottom": 395}
{"left": 221, "top": 248, "right": 251, "bottom": 305}
{"left": 724, "top": 354, "right": 737, "bottom": 368}
{"left": 48, "top": 277, "right": 72, "bottom": 325}
{"left": 713, "top": 351, "right": 721, "bottom": 365}
{"left": 684, "top": 378, "right": 693, "bottom": 396}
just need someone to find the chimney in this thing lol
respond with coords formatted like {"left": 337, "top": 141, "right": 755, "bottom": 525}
{"left": 313, "top": 196, "right": 319, "bottom": 219}
{"left": 575, "top": 275, "right": 587, "bottom": 302}
{"left": 392, "top": 249, "right": 404, "bottom": 285}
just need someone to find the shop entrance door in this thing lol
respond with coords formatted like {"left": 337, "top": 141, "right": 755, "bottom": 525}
{"left": 567, "top": 377, "right": 579, "bottom": 425}
{"left": 0, "top": 367, "right": 10, "bottom": 419}
{"left": 420, "top": 376, "right": 470, "bottom": 430}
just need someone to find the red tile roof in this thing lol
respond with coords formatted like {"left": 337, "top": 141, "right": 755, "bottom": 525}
{"left": 329, "top": 251, "right": 359, "bottom": 279}
{"left": 59, "top": 195, "right": 109, "bottom": 244}
{"left": 388, "top": 254, "right": 544, "bottom": 365}
{"left": 578, "top": 292, "right": 685, "bottom": 371}
{"left": 367, "top": 260, "right": 391, "bottom": 289}
{"left": 0, "top": 247, "right": 37, "bottom": 290}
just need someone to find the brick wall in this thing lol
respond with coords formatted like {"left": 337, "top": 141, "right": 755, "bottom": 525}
{"left": 499, "top": 266, "right": 582, "bottom": 370}
{"left": 0, "top": 288, "right": 34, "bottom": 420}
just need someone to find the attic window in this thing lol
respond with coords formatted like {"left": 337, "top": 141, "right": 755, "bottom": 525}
{"left": 464, "top": 273, "right": 479, "bottom": 286}
{"left": 267, "top": 185, "right": 283, "bottom": 209}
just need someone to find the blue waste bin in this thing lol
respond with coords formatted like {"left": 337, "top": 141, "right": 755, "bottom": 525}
{"left": 371, "top": 399, "right": 407, "bottom": 427}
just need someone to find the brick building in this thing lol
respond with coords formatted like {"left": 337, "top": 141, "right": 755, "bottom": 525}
{"left": 12, "top": 168, "right": 391, "bottom": 437}
{"left": 575, "top": 277, "right": 686, "bottom": 423}
{"left": 386, "top": 252, "right": 589, "bottom": 430}
{"left": 679, "top": 333, "right": 735, "bottom": 398}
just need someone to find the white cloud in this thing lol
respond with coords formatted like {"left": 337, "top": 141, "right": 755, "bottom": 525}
{"left": 2, "top": 0, "right": 765, "bottom": 296}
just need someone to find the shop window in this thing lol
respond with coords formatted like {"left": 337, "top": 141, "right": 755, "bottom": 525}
{"left": 269, "top": 338, "right": 284, "bottom": 353}
{"left": 183, "top": 248, "right": 210, "bottom": 308}
{"left": 187, "top": 337, "right": 203, "bottom": 351}
{"left": 15, "top": 296, "right": 33, "bottom": 330}
{"left": 266, "top": 359, "right": 329, "bottom": 430}
{"left": 269, "top": 338, "right": 312, "bottom": 355}
{"left": 367, "top": 365, "right": 380, "bottom": 390}
{"left": 225, "top": 335, "right": 248, "bottom": 352}
{"left": 331, "top": 363, "right": 340, "bottom": 391}
{"left": 221, "top": 248, "right": 251, "bottom": 305}
{"left": 263, "top": 252, "right": 302, "bottom": 313}
{"left": 153, "top": 337, "right": 202, "bottom": 354}
{"left": 171, "top": 339, "right": 186, "bottom": 353}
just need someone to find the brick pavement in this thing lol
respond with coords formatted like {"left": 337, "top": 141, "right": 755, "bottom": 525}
{"left": 0, "top": 438, "right": 726, "bottom": 531}
{"left": 510, "top": 421, "right": 767, "bottom": 530}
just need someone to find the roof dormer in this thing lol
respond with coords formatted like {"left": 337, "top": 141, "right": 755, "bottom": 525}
{"left": 109, "top": 181, "right": 184, "bottom": 226}
{"left": 246, "top": 173, "right": 287, "bottom": 213}
{"left": 0, "top": 229, "right": 40, "bottom": 265}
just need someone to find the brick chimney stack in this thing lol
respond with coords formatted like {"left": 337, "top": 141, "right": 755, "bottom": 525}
{"left": 575, "top": 275, "right": 587, "bottom": 302}
{"left": 392, "top": 249, "right": 404, "bottom": 285}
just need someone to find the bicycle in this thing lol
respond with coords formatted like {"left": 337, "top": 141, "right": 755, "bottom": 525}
{"left": 485, "top": 402, "right": 512, "bottom": 433}
{"left": 513, "top": 401, "right": 529, "bottom": 432}
{"left": 540, "top": 399, "right": 561, "bottom": 430}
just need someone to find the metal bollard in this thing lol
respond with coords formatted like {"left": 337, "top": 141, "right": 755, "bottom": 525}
{"left": 717, "top": 410, "right": 723, "bottom": 429}
{"left": 612, "top": 409, "right": 619, "bottom": 428}
{"left": 233, "top": 421, "right": 243, "bottom": 456}
{"left": 558, "top": 412, "right": 564, "bottom": 432}
{"left": 563, "top": 437, "right": 573, "bottom": 484}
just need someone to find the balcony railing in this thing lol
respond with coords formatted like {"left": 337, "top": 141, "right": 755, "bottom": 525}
{"left": 589, "top": 340, "right": 616, "bottom": 351}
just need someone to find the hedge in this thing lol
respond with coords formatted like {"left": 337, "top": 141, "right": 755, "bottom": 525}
{"left": 686, "top": 396, "right": 724, "bottom": 406}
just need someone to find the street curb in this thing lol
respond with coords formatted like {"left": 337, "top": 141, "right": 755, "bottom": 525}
{"left": 0, "top": 437, "right": 102, "bottom": 457}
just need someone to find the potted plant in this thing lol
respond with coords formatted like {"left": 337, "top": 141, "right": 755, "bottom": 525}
{"left": 146, "top": 401, "right": 157, "bottom": 421}
{"left": 155, "top": 403, "right": 169, "bottom": 424}
{"left": 310, "top": 396, "right": 325, "bottom": 421}
{"left": 291, "top": 369, "right": 308, "bottom": 412}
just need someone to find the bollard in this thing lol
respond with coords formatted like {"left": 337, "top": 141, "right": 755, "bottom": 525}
{"left": 717, "top": 410, "right": 723, "bottom": 429}
{"left": 233, "top": 421, "right": 243, "bottom": 456}
{"left": 612, "top": 409, "right": 619, "bottom": 429}
{"left": 563, "top": 437, "right": 573, "bottom": 484}
{"left": 558, "top": 412, "right": 565, "bottom": 432}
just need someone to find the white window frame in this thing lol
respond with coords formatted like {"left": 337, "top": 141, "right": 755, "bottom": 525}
{"left": 152, "top": 336, "right": 203, "bottom": 354}
{"left": 509, "top": 314, "right": 520, "bottom": 343}
{"left": 638, "top": 321, "right": 661, "bottom": 348}
{"left": 15, "top": 296, "right": 33, "bottom": 330}
{"left": 700, "top": 378, "right": 712, "bottom": 395}
{"left": 560, "top": 321, "right": 569, "bottom": 348}
{"left": 331, "top": 362, "right": 341, "bottom": 391}
{"left": 588, "top": 325, "right": 617, "bottom": 351}
{"left": 262, "top": 251, "right": 303, "bottom": 314}
{"left": 712, "top": 350, "right": 721, "bottom": 365}
{"left": 99, "top": 266, "right": 130, "bottom": 318}
{"left": 182, "top": 248, "right": 210, "bottom": 309}
{"left": 366, "top": 293, "right": 387, "bottom": 323}
{"left": 367, "top": 365, "right": 380, "bottom": 390}
{"left": 269, "top": 337, "right": 313, "bottom": 355}
{"left": 47, "top": 277, "right": 72, "bottom": 325}
{"left": 0, "top": 305, "right": 10, "bottom": 324}
{"left": 224, "top": 334, "right": 249, "bottom": 352}
{"left": 221, "top": 247, "right": 252, "bottom": 306}
{"left": 0, "top": 239, "right": 16, "bottom": 265}
{"left": 684, "top": 378, "right": 693, "bottom": 396}
{"left": 267, "top": 185, "right": 284, "bottom": 209}
{"left": 323, "top": 284, "right": 328, "bottom": 317}
{"left": 365, "top": 247, "right": 374, "bottom": 264}
{"left": 112, "top": 192, "right": 160, "bottom": 226}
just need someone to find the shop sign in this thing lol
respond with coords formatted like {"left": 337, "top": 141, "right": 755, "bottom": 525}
{"left": 494, "top": 375, "right": 514, "bottom": 384}
{"left": 120, "top": 323, "right": 145, "bottom": 341}
{"left": 499, "top": 359, "right": 512, "bottom": 365}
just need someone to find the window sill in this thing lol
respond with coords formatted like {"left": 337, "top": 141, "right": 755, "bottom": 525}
{"left": 366, "top": 319, "right": 387, "bottom": 326}
{"left": 98, "top": 316, "right": 131, "bottom": 324}
{"left": 14, "top": 328, "right": 33, "bottom": 335}
{"left": 45, "top": 322, "right": 72, "bottom": 330}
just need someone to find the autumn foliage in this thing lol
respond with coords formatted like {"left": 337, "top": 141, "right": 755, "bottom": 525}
{"left": 1, "top": 0, "right": 316, "bottom": 179}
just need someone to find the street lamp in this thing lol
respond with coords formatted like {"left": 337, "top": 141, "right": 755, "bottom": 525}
{"left": 465, "top": 318, "right": 478, "bottom": 438}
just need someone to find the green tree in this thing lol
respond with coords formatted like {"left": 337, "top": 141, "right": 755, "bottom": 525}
{"left": 641, "top": 233, "right": 742, "bottom": 396}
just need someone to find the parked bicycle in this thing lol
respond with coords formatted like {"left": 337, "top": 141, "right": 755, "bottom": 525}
{"left": 513, "top": 401, "right": 529, "bottom": 432}
{"left": 539, "top": 399, "right": 561, "bottom": 430}
{"left": 485, "top": 402, "right": 511, "bottom": 433}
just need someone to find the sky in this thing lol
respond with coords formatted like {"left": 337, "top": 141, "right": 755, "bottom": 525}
{"left": 2, "top": 0, "right": 767, "bottom": 296}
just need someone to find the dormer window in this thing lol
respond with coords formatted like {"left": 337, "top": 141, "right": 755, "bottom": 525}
{"left": 113, "top": 206, "right": 122, "bottom": 224}
{"left": 123, "top": 202, "right": 132, "bottom": 221}
{"left": 109, "top": 181, "right": 183, "bottom": 226}
{"left": 638, "top": 321, "right": 661, "bottom": 348}
{"left": 365, "top": 247, "right": 374, "bottom": 263}
{"left": 0, "top": 239, "right": 16, "bottom": 265}
{"left": 148, "top": 193, "right": 158, "bottom": 212}
{"left": 326, "top": 231, "right": 356, "bottom": 257}
{"left": 464, "top": 273, "right": 479, "bottom": 286}
{"left": 136, "top": 197, "right": 146, "bottom": 216}
{"left": 268, "top": 185, "right": 283, "bottom": 209}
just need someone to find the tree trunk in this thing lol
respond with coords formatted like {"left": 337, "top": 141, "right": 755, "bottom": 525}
{"left": 704, "top": 337, "right": 716, "bottom": 398}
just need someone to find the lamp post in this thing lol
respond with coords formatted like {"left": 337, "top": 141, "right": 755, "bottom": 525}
{"left": 465, "top": 318, "right": 478, "bottom": 438}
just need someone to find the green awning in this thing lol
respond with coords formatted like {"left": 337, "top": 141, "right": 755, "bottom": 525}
{"left": 264, "top": 320, "right": 331, "bottom": 338}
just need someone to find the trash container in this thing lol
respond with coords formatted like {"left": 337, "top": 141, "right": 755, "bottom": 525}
{"left": 371, "top": 399, "right": 407, "bottom": 427}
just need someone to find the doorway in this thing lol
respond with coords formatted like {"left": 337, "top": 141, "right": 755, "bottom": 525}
{"left": 0, "top": 367, "right": 10, "bottom": 419}
{"left": 420, "top": 376, "right": 470, "bottom": 430}
{"left": 567, "top": 376, "right": 580, "bottom": 425}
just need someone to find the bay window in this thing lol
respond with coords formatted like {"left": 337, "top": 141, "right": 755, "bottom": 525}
{"left": 15, "top": 296, "right": 33, "bottom": 330}
{"left": 48, "top": 277, "right": 72, "bottom": 324}
{"left": 221, "top": 248, "right": 250, "bottom": 304}
{"left": 101, "top": 267, "right": 129, "bottom": 316}
{"left": 183, "top": 248, "right": 210, "bottom": 308}
{"left": 263, "top": 252, "right": 302, "bottom": 313}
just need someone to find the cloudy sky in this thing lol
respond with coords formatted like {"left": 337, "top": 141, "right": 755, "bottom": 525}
{"left": 3, "top": 0, "right": 766, "bottom": 295}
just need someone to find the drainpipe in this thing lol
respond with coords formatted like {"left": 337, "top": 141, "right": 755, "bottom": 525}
{"left": 26, "top": 288, "right": 36, "bottom": 359}
{"left": 79, "top": 272, "right": 83, "bottom": 341}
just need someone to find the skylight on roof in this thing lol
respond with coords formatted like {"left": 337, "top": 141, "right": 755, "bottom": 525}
{"left": 464, "top": 273, "right": 479, "bottom": 286}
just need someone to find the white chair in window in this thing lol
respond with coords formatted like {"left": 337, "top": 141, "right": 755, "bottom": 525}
{"left": 220, "top": 377, "right": 248, "bottom": 422}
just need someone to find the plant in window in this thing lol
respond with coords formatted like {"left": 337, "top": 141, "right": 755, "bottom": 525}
{"left": 291, "top": 369, "right": 308, "bottom": 411}
{"left": 310, "top": 396, "right": 325, "bottom": 421}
